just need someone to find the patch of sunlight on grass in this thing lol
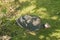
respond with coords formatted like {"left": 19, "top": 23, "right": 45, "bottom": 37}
{"left": 50, "top": 32, "right": 60, "bottom": 39}
{"left": 37, "top": 7, "right": 47, "bottom": 13}
{"left": 19, "top": 0, "right": 30, "bottom": 3}
{"left": 0, "top": 1, "right": 3, "bottom": 5}
{"left": 46, "top": 37, "right": 50, "bottom": 40}
{"left": 39, "top": 35, "right": 44, "bottom": 39}
{"left": 36, "top": 7, "right": 50, "bottom": 19}
{"left": 17, "top": 5, "right": 36, "bottom": 17}
{"left": 30, "top": 0, "right": 36, "bottom": 4}
{"left": 30, "top": 10, "right": 35, "bottom": 13}
{"left": 1, "top": 0, "right": 14, "bottom": 3}
{"left": 55, "top": 29, "right": 60, "bottom": 32}
{"left": 1, "top": 0, "right": 9, "bottom": 4}
{"left": 21, "top": 5, "right": 36, "bottom": 14}
{"left": 51, "top": 16, "right": 58, "bottom": 20}
{"left": 39, "top": 14, "right": 50, "bottom": 19}
{"left": 0, "top": 0, "right": 11, "bottom": 10}
{"left": 36, "top": 7, "right": 49, "bottom": 19}
{"left": 28, "top": 31, "right": 36, "bottom": 36}
{"left": 8, "top": 0, "right": 14, "bottom": 2}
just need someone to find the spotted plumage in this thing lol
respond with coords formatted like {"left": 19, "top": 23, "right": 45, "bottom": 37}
{"left": 16, "top": 15, "right": 50, "bottom": 31}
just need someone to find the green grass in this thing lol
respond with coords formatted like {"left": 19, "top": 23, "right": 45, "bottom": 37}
{"left": 0, "top": 0, "right": 60, "bottom": 40}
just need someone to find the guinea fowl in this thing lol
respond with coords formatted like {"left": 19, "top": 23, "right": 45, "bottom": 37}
{"left": 16, "top": 15, "right": 50, "bottom": 31}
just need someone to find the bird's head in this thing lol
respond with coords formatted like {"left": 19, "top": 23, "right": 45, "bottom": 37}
{"left": 44, "top": 23, "right": 51, "bottom": 29}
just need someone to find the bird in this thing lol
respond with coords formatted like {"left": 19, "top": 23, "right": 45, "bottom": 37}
{"left": 16, "top": 15, "right": 50, "bottom": 31}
